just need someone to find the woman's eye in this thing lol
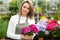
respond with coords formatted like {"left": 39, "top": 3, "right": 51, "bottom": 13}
{"left": 23, "top": 6, "right": 30, "bottom": 9}
{"left": 23, "top": 6, "right": 26, "bottom": 8}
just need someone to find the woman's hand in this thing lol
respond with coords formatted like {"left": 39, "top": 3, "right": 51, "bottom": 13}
{"left": 21, "top": 35, "right": 33, "bottom": 40}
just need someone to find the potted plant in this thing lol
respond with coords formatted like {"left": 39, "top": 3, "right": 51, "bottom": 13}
{"left": 46, "top": 19, "right": 60, "bottom": 40}
{"left": 36, "top": 31, "right": 45, "bottom": 40}
{"left": 21, "top": 24, "right": 38, "bottom": 40}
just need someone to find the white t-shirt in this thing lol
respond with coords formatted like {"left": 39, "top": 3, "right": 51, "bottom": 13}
{"left": 7, "top": 14, "right": 35, "bottom": 39}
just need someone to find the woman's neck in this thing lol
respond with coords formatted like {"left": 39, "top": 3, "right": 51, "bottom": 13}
{"left": 19, "top": 13, "right": 27, "bottom": 17}
{"left": 21, "top": 15, "right": 27, "bottom": 17}
{"left": 19, "top": 14, "right": 27, "bottom": 17}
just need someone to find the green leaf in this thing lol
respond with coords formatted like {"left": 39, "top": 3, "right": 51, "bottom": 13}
{"left": 37, "top": 31, "right": 45, "bottom": 38}
{"left": 26, "top": 32, "right": 33, "bottom": 36}
{"left": 54, "top": 10, "right": 59, "bottom": 20}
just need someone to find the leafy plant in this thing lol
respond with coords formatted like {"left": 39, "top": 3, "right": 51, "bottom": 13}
{"left": 37, "top": 31, "right": 45, "bottom": 38}
{"left": 0, "top": 20, "right": 8, "bottom": 38}
{"left": 50, "top": 27, "right": 60, "bottom": 37}
{"left": 9, "top": 0, "right": 23, "bottom": 15}
{"left": 46, "top": 20, "right": 60, "bottom": 37}
{"left": 38, "top": 0, "right": 46, "bottom": 14}
{"left": 54, "top": 10, "right": 59, "bottom": 20}
{"left": 1, "top": 15, "right": 10, "bottom": 21}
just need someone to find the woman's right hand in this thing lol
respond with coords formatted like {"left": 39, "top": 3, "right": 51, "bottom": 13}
{"left": 21, "top": 35, "right": 32, "bottom": 40}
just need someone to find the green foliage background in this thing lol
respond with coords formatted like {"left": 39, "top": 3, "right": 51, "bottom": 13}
{"left": 0, "top": 0, "right": 23, "bottom": 38}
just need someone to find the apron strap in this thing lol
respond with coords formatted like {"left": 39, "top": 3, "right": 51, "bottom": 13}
{"left": 18, "top": 16, "right": 28, "bottom": 24}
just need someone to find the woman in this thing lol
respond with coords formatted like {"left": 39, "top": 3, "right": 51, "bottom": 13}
{"left": 7, "top": 1, "right": 35, "bottom": 40}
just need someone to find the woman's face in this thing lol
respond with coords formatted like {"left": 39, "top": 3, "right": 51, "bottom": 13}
{"left": 21, "top": 3, "right": 30, "bottom": 16}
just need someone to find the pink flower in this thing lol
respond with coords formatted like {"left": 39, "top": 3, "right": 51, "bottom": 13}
{"left": 21, "top": 24, "right": 38, "bottom": 35}
{"left": 29, "top": 24, "right": 38, "bottom": 33}
{"left": 50, "top": 20, "right": 57, "bottom": 24}
{"left": 21, "top": 27, "right": 31, "bottom": 34}
{"left": 55, "top": 24, "right": 60, "bottom": 28}
{"left": 39, "top": 13, "right": 42, "bottom": 17}
{"left": 46, "top": 24, "right": 56, "bottom": 30}
{"left": 58, "top": 24, "right": 60, "bottom": 26}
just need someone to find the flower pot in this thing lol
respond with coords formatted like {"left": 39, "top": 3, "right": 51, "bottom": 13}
{"left": 39, "top": 37, "right": 44, "bottom": 40}
{"left": 21, "top": 35, "right": 33, "bottom": 40}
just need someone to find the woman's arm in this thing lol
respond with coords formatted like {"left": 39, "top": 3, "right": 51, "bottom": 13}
{"left": 7, "top": 16, "right": 21, "bottom": 39}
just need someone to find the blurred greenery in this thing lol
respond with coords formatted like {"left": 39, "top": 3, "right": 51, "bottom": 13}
{"left": 9, "top": 0, "right": 18, "bottom": 15}
{"left": 9, "top": 0, "right": 23, "bottom": 15}
{"left": 52, "top": 28, "right": 60, "bottom": 37}
{"left": 36, "top": 31, "right": 45, "bottom": 38}
{"left": 0, "top": 0, "right": 24, "bottom": 38}
{"left": 36, "top": 6, "right": 42, "bottom": 14}
{"left": 54, "top": 10, "right": 59, "bottom": 20}
{"left": 37, "top": 0, "right": 46, "bottom": 14}
{"left": 0, "top": 0, "right": 60, "bottom": 39}
{"left": 57, "top": 0, "right": 60, "bottom": 11}
{"left": 49, "top": 27, "right": 60, "bottom": 37}
{"left": 0, "top": 19, "right": 8, "bottom": 38}
{"left": 0, "top": 1, "right": 3, "bottom": 4}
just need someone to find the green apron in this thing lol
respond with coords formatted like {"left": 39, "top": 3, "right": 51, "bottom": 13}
{"left": 15, "top": 16, "right": 29, "bottom": 40}
{"left": 15, "top": 17, "right": 32, "bottom": 40}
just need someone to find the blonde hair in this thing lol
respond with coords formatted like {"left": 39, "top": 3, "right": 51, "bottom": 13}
{"left": 19, "top": 0, "right": 34, "bottom": 19}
